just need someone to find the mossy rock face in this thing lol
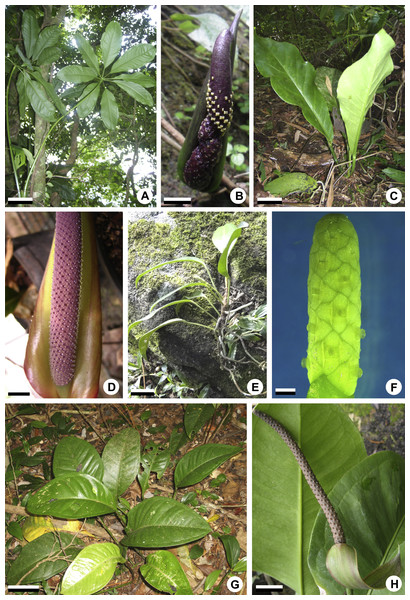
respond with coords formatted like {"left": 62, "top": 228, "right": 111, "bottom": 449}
{"left": 128, "top": 211, "right": 267, "bottom": 397}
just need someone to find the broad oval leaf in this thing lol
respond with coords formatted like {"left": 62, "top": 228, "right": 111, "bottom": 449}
{"left": 254, "top": 34, "right": 334, "bottom": 146}
{"left": 75, "top": 32, "right": 99, "bottom": 74}
{"left": 26, "top": 473, "right": 117, "bottom": 519}
{"left": 53, "top": 435, "right": 104, "bottom": 480}
{"left": 308, "top": 451, "right": 405, "bottom": 595}
{"left": 252, "top": 404, "right": 367, "bottom": 595}
{"left": 110, "top": 43, "right": 156, "bottom": 74}
{"left": 140, "top": 550, "right": 193, "bottom": 595}
{"left": 122, "top": 496, "right": 211, "bottom": 547}
{"left": 174, "top": 443, "right": 242, "bottom": 488}
{"left": 102, "top": 427, "right": 141, "bottom": 497}
{"left": 264, "top": 172, "right": 318, "bottom": 197}
{"left": 204, "top": 569, "right": 222, "bottom": 591}
{"left": 114, "top": 80, "right": 153, "bottom": 106}
{"left": 57, "top": 65, "right": 97, "bottom": 83}
{"left": 61, "top": 543, "right": 125, "bottom": 595}
{"left": 100, "top": 88, "right": 119, "bottom": 129}
{"left": 101, "top": 21, "right": 122, "bottom": 68}
{"left": 76, "top": 83, "right": 100, "bottom": 118}
{"left": 7, "top": 532, "right": 82, "bottom": 585}
{"left": 337, "top": 29, "right": 395, "bottom": 172}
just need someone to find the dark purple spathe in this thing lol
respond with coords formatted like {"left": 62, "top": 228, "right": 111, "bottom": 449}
{"left": 183, "top": 27, "right": 234, "bottom": 190}
{"left": 49, "top": 213, "right": 82, "bottom": 386}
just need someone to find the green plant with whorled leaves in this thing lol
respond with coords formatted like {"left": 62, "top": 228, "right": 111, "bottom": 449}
{"left": 6, "top": 10, "right": 155, "bottom": 198}
{"left": 255, "top": 29, "right": 395, "bottom": 179}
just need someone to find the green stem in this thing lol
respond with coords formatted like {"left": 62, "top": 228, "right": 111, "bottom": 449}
{"left": 6, "top": 65, "right": 21, "bottom": 196}
{"left": 22, "top": 83, "right": 99, "bottom": 197}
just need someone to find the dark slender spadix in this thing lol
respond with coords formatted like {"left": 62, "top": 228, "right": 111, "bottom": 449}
{"left": 178, "top": 10, "right": 242, "bottom": 193}
{"left": 49, "top": 213, "right": 82, "bottom": 386}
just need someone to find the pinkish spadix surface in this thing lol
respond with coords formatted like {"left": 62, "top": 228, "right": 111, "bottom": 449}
{"left": 49, "top": 213, "right": 82, "bottom": 386}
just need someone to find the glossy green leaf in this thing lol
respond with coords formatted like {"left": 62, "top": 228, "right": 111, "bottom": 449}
{"left": 338, "top": 30, "right": 395, "bottom": 172}
{"left": 75, "top": 32, "right": 99, "bottom": 74}
{"left": 30, "top": 70, "right": 67, "bottom": 116}
{"left": 22, "top": 10, "right": 39, "bottom": 59}
{"left": 26, "top": 473, "right": 117, "bottom": 518}
{"left": 26, "top": 78, "right": 56, "bottom": 121}
{"left": 102, "top": 427, "right": 140, "bottom": 497}
{"left": 151, "top": 449, "right": 171, "bottom": 479}
{"left": 184, "top": 404, "right": 215, "bottom": 439}
{"left": 254, "top": 34, "right": 334, "bottom": 146}
{"left": 53, "top": 435, "right": 104, "bottom": 480}
{"left": 101, "top": 88, "right": 119, "bottom": 129}
{"left": 220, "top": 534, "right": 240, "bottom": 569}
{"left": 16, "top": 71, "right": 30, "bottom": 117}
{"left": 135, "top": 256, "right": 212, "bottom": 286}
{"left": 308, "top": 451, "right": 405, "bottom": 595}
{"left": 122, "top": 496, "right": 211, "bottom": 547}
{"left": 212, "top": 222, "right": 248, "bottom": 279}
{"left": 57, "top": 65, "right": 97, "bottom": 83}
{"left": 7, "top": 521, "right": 24, "bottom": 541}
{"left": 140, "top": 550, "right": 193, "bottom": 595}
{"left": 110, "top": 43, "right": 156, "bottom": 73}
{"left": 232, "top": 556, "right": 247, "bottom": 573}
{"left": 136, "top": 318, "right": 207, "bottom": 359}
{"left": 32, "top": 26, "right": 60, "bottom": 62}
{"left": 114, "top": 80, "right": 153, "bottom": 106}
{"left": 7, "top": 532, "right": 82, "bottom": 584}
{"left": 61, "top": 543, "right": 126, "bottom": 595}
{"left": 174, "top": 443, "right": 242, "bottom": 488}
{"left": 204, "top": 569, "right": 222, "bottom": 591}
{"left": 76, "top": 83, "right": 100, "bottom": 118}
{"left": 264, "top": 172, "right": 318, "bottom": 197}
{"left": 101, "top": 21, "right": 122, "bottom": 68}
{"left": 252, "top": 404, "right": 367, "bottom": 595}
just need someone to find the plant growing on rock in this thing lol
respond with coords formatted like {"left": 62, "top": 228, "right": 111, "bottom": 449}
{"left": 129, "top": 221, "right": 266, "bottom": 397}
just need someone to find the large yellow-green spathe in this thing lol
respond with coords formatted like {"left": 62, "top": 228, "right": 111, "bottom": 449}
{"left": 302, "top": 214, "right": 365, "bottom": 398}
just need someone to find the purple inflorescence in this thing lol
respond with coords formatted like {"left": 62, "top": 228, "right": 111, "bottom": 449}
{"left": 49, "top": 213, "right": 82, "bottom": 386}
{"left": 183, "top": 28, "right": 234, "bottom": 191}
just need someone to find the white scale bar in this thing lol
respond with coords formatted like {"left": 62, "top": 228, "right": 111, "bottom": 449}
{"left": 255, "top": 584, "right": 284, "bottom": 589}
{"left": 163, "top": 197, "right": 192, "bottom": 203}
{"left": 275, "top": 388, "right": 296, "bottom": 394}
{"left": 8, "top": 586, "right": 40, "bottom": 590}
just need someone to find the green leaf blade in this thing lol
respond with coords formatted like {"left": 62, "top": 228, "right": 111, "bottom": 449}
{"left": 75, "top": 32, "right": 100, "bottom": 74}
{"left": 53, "top": 435, "right": 104, "bottom": 480}
{"left": 100, "top": 88, "right": 119, "bottom": 129}
{"left": 174, "top": 443, "right": 242, "bottom": 488}
{"left": 114, "top": 80, "right": 153, "bottom": 106}
{"left": 220, "top": 534, "right": 240, "bottom": 569}
{"left": 184, "top": 404, "right": 215, "bottom": 439}
{"left": 22, "top": 10, "right": 40, "bottom": 59}
{"left": 76, "top": 83, "right": 100, "bottom": 118}
{"left": 101, "top": 21, "right": 122, "bottom": 68}
{"left": 254, "top": 34, "right": 334, "bottom": 146}
{"left": 26, "top": 78, "right": 56, "bottom": 121}
{"left": 57, "top": 65, "right": 97, "bottom": 83}
{"left": 102, "top": 427, "right": 141, "bottom": 497}
{"left": 212, "top": 222, "right": 248, "bottom": 278}
{"left": 122, "top": 496, "right": 211, "bottom": 547}
{"left": 110, "top": 43, "right": 156, "bottom": 74}
{"left": 32, "top": 26, "right": 60, "bottom": 62}
{"left": 337, "top": 29, "right": 395, "bottom": 171}
{"left": 140, "top": 550, "right": 193, "bottom": 595}
{"left": 61, "top": 543, "right": 125, "bottom": 595}
{"left": 26, "top": 474, "right": 117, "bottom": 518}
{"left": 7, "top": 532, "right": 83, "bottom": 584}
